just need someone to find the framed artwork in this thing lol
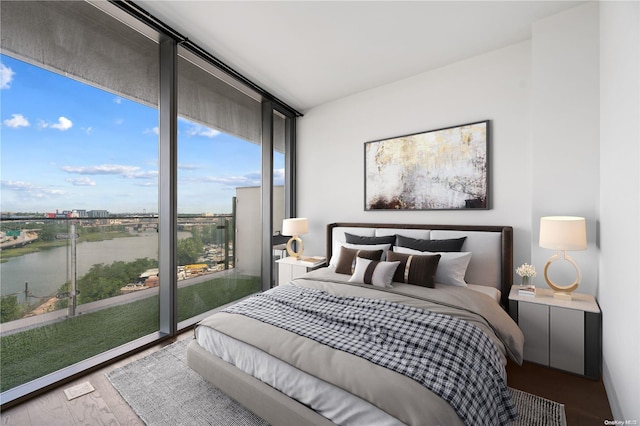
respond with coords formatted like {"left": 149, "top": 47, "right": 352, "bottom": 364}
{"left": 365, "top": 120, "right": 489, "bottom": 211}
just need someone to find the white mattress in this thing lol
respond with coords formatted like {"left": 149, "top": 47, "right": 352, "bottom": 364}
{"left": 195, "top": 324, "right": 402, "bottom": 426}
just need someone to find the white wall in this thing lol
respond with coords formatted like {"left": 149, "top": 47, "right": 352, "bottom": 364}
{"left": 530, "top": 3, "right": 600, "bottom": 296}
{"left": 298, "top": 41, "right": 533, "bottom": 271}
{"left": 599, "top": 1, "right": 640, "bottom": 422}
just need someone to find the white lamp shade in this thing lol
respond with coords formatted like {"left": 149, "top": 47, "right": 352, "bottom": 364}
{"left": 539, "top": 216, "right": 587, "bottom": 251}
{"left": 282, "top": 218, "right": 308, "bottom": 236}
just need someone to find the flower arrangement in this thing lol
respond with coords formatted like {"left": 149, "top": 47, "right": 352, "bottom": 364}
{"left": 516, "top": 263, "right": 536, "bottom": 286}
{"left": 516, "top": 263, "right": 537, "bottom": 278}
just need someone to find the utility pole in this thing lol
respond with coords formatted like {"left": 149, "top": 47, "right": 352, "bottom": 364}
{"left": 56, "top": 223, "right": 79, "bottom": 316}
{"left": 69, "top": 222, "right": 77, "bottom": 316}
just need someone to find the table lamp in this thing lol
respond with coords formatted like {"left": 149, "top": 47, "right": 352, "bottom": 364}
{"left": 539, "top": 216, "right": 587, "bottom": 300}
{"left": 282, "top": 218, "right": 308, "bottom": 259}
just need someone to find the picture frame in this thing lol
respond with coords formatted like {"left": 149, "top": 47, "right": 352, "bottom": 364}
{"left": 364, "top": 120, "right": 490, "bottom": 211}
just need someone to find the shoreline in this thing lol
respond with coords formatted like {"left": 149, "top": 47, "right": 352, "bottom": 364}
{"left": 26, "top": 296, "right": 60, "bottom": 317}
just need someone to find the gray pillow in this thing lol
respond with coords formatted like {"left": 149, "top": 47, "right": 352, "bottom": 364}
{"left": 344, "top": 232, "right": 396, "bottom": 246}
{"left": 396, "top": 235, "right": 466, "bottom": 252}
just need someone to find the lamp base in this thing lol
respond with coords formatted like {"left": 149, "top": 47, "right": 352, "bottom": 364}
{"left": 553, "top": 291, "right": 573, "bottom": 301}
{"left": 544, "top": 251, "right": 581, "bottom": 296}
{"left": 286, "top": 235, "right": 304, "bottom": 259}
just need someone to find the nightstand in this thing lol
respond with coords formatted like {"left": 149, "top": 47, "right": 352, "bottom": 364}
{"left": 508, "top": 286, "right": 601, "bottom": 379}
{"left": 275, "top": 256, "right": 326, "bottom": 286}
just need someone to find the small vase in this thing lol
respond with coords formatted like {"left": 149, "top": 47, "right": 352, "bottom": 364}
{"left": 521, "top": 276, "right": 530, "bottom": 287}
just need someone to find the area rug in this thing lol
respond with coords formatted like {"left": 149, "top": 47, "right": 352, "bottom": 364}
{"left": 107, "top": 338, "right": 566, "bottom": 426}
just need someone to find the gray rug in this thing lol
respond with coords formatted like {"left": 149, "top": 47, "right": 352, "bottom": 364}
{"left": 107, "top": 338, "right": 566, "bottom": 426}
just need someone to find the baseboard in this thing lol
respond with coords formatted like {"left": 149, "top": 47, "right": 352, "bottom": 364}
{"left": 601, "top": 360, "right": 622, "bottom": 420}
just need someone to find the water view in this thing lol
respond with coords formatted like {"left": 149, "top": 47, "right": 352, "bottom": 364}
{"left": 1, "top": 232, "right": 161, "bottom": 302}
{"left": 0, "top": 215, "right": 234, "bottom": 321}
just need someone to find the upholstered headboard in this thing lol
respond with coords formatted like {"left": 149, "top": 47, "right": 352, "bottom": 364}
{"left": 326, "top": 223, "right": 513, "bottom": 308}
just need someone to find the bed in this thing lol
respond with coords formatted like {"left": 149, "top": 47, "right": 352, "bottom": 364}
{"left": 186, "top": 223, "right": 524, "bottom": 426}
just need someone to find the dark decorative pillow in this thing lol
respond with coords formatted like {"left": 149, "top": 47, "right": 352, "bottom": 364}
{"left": 396, "top": 235, "right": 466, "bottom": 252}
{"left": 345, "top": 232, "right": 396, "bottom": 246}
{"left": 335, "top": 247, "right": 384, "bottom": 275}
{"left": 387, "top": 251, "right": 441, "bottom": 288}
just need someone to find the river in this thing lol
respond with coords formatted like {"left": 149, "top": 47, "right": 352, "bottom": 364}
{"left": 0, "top": 232, "right": 189, "bottom": 302}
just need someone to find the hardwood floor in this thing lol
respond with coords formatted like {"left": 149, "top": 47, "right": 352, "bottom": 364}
{"left": 2, "top": 334, "right": 613, "bottom": 425}
{"left": 507, "top": 359, "right": 614, "bottom": 425}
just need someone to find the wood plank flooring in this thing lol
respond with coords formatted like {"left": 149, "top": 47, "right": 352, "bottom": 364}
{"left": 507, "top": 359, "right": 614, "bottom": 425}
{"left": 2, "top": 333, "right": 613, "bottom": 425}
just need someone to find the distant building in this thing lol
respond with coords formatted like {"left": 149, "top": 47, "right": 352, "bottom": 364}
{"left": 45, "top": 209, "right": 71, "bottom": 219}
{"left": 88, "top": 210, "right": 109, "bottom": 218}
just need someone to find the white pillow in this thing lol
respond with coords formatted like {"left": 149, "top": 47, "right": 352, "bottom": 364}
{"left": 393, "top": 247, "right": 472, "bottom": 287}
{"left": 348, "top": 257, "right": 399, "bottom": 288}
{"left": 329, "top": 242, "right": 392, "bottom": 267}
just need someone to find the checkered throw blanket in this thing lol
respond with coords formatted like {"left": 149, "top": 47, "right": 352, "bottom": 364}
{"left": 223, "top": 285, "right": 517, "bottom": 426}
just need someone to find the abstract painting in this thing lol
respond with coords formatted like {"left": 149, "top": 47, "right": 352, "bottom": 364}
{"left": 365, "top": 120, "right": 489, "bottom": 210}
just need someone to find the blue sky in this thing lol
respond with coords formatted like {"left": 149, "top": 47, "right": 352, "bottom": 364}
{"left": 1, "top": 54, "right": 284, "bottom": 214}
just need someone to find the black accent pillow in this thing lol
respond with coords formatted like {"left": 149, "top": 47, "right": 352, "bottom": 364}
{"left": 344, "top": 232, "right": 396, "bottom": 246}
{"left": 396, "top": 235, "right": 466, "bottom": 252}
{"left": 335, "top": 247, "right": 384, "bottom": 275}
{"left": 387, "top": 251, "right": 441, "bottom": 288}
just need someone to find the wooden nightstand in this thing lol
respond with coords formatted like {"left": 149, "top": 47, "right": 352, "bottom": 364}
{"left": 508, "top": 286, "right": 601, "bottom": 379}
{"left": 275, "top": 256, "right": 326, "bottom": 286}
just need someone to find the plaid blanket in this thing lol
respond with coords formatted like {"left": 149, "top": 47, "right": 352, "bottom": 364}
{"left": 223, "top": 285, "right": 517, "bottom": 426}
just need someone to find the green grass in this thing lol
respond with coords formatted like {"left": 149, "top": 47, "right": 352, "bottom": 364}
{"left": 0, "top": 274, "right": 260, "bottom": 392}
{"left": 177, "top": 274, "right": 260, "bottom": 321}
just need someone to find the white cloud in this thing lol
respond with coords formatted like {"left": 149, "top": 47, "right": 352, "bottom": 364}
{"left": 274, "top": 168, "right": 285, "bottom": 186}
{"left": 60, "top": 164, "right": 157, "bottom": 180}
{"left": 1, "top": 180, "right": 65, "bottom": 199}
{"left": 61, "top": 164, "right": 140, "bottom": 176}
{"left": 186, "top": 124, "right": 221, "bottom": 138}
{"left": 144, "top": 127, "right": 159, "bottom": 135}
{"left": 114, "top": 97, "right": 122, "bottom": 104}
{"left": 200, "top": 170, "right": 261, "bottom": 188}
{"left": 3, "top": 113, "right": 30, "bottom": 128}
{"left": 66, "top": 177, "right": 96, "bottom": 186}
{"left": 83, "top": 126, "right": 93, "bottom": 135}
{"left": 0, "top": 63, "right": 15, "bottom": 89}
{"left": 50, "top": 116, "right": 73, "bottom": 131}
{"left": 39, "top": 116, "right": 73, "bottom": 131}
{"left": 128, "top": 170, "right": 158, "bottom": 180}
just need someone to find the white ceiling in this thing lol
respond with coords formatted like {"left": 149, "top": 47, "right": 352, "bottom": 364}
{"left": 135, "top": 0, "right": 584, "bottom": 114}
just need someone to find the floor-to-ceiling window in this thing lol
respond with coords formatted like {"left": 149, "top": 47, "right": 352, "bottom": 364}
{"left": 0, "top": 0, "right": 297, "bottom": 407}
{"left": 175, "top": 50, "right": 263, "bottom": 325}
{"left": 0, "top": 0, "right": 161, "bottom": 401}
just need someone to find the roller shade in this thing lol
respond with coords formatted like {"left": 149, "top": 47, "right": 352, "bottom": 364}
{"left": 273, "top": 112, "right": 286, "bottom": 153}
{"left": 178, "top": 54, "right": 261, "bottom": 145}
{"left": 1, "top": 1, "right": 159, "bottom": 108}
